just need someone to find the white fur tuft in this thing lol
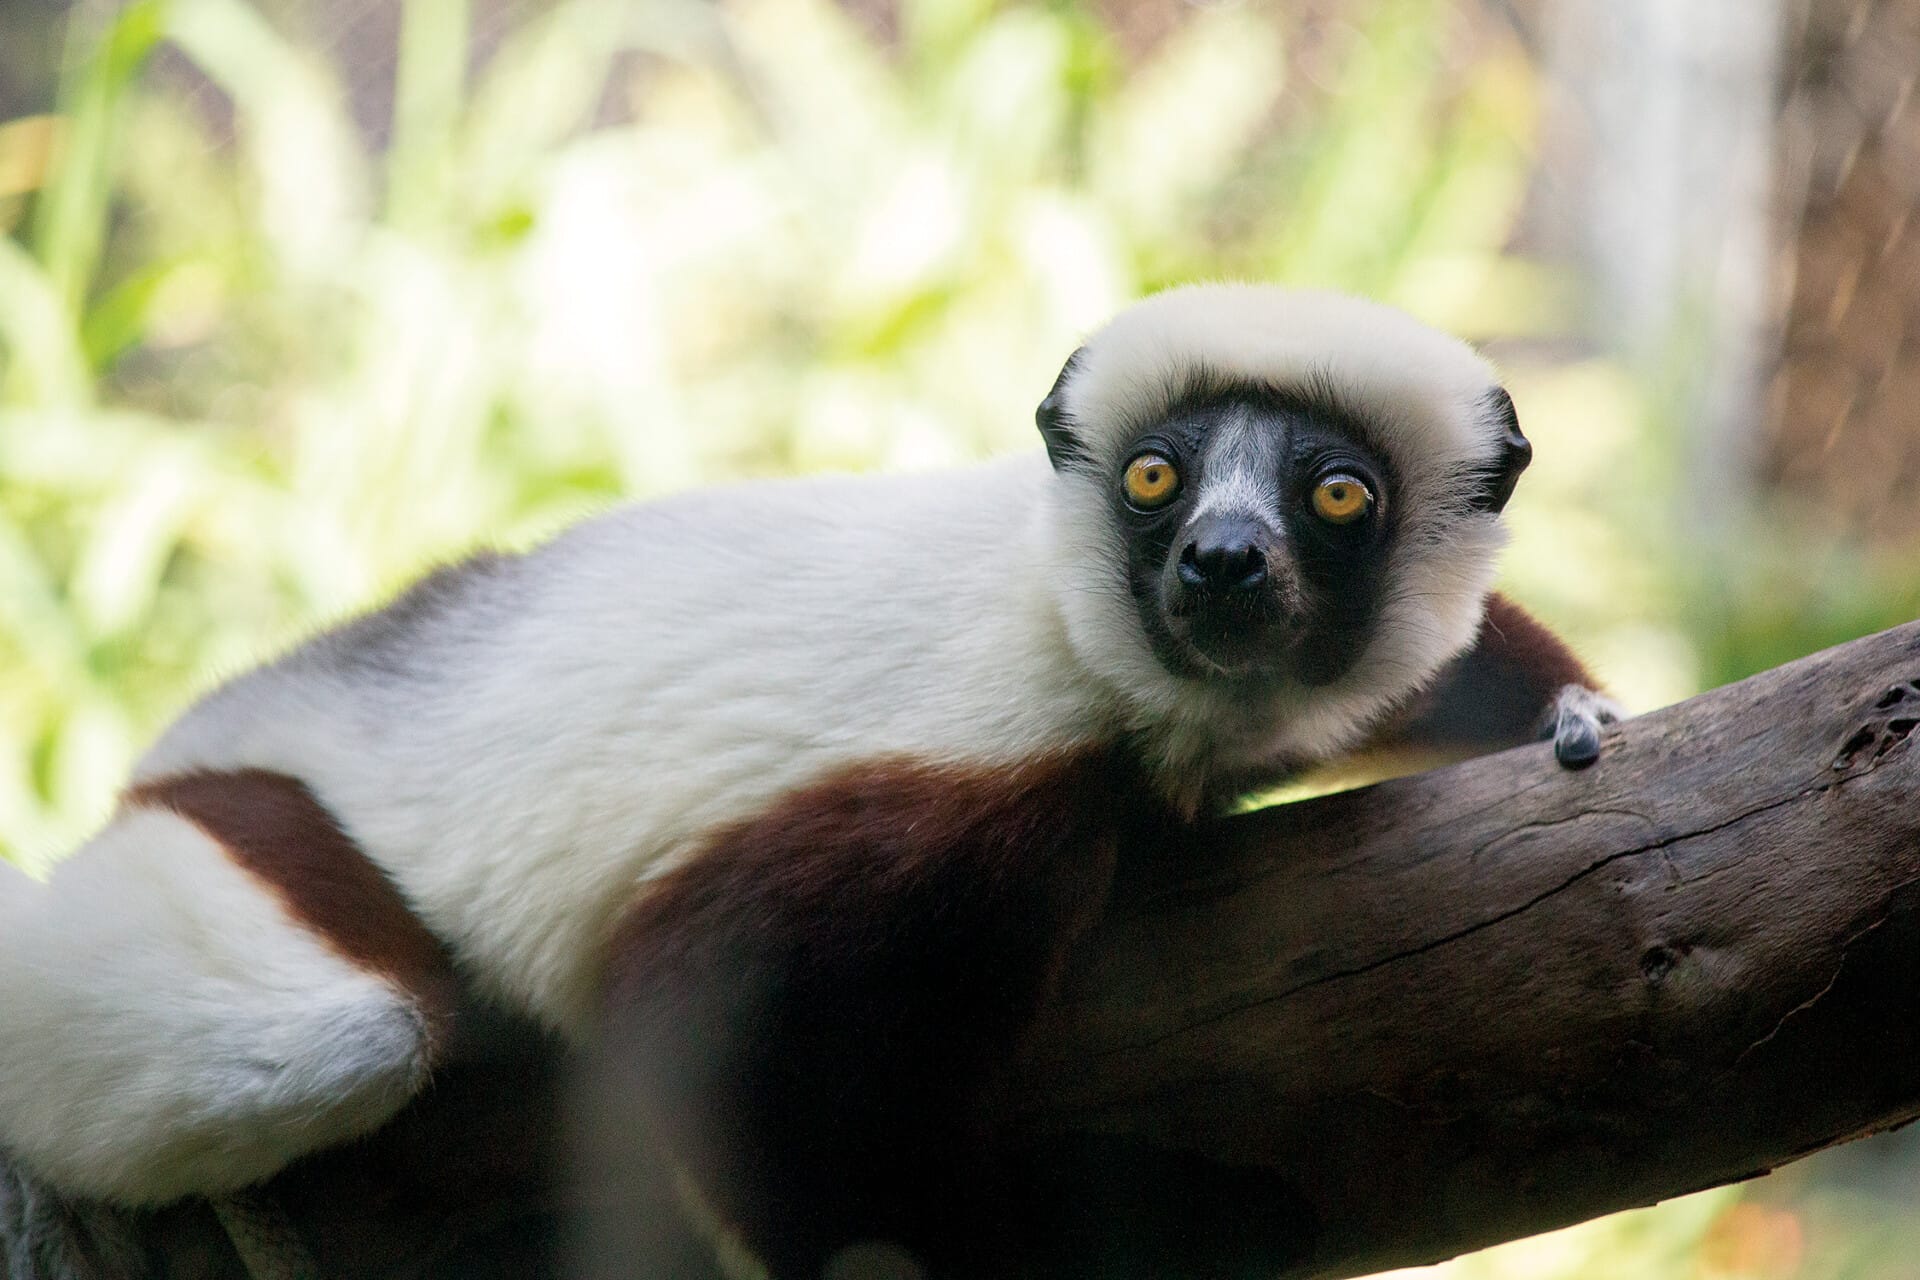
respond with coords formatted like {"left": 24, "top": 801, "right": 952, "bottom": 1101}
{"left": 1062, "top": 284, "right": 1502, "bottom": 474}
{"left": 0, "top": 809, "right": 434, "bottom": 1204}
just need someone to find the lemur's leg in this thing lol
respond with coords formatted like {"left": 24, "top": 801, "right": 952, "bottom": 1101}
{"left": 0, "top": 769, "right": 454, "bottom": 1205}
{"left": 586, "top": 753, "right": 1123, "bottom": 1279}
{"left": 1375, "top": 593, "right": 1624, "bottom": 768}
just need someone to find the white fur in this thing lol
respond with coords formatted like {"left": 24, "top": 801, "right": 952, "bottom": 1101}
{"left": 1065, "top": 285, "right": 1504, "bottom": 471}
{"left": 0, "top": 284, "right": 1518, "bottom": 1202}
{"left": 0, "top": 809, "right": 432, "bottom": 1204}
{"left": 1552, "top": 683, "right": 1627, "bottom": 733}
{"left": 1183, "top": 412, "right": 1278, "bottom": 523}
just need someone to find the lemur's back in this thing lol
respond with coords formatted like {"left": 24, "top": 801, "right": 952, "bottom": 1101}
{"left": 131, "top": 453, "right": 1107, "bottom": 1026}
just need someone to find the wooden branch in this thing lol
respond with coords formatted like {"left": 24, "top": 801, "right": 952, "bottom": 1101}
{"left": 7, "top": 623, "right": 1919, "bottom": 1279}
{"left": 1005, "top": 618, "right": 1920, "bottom": 1278}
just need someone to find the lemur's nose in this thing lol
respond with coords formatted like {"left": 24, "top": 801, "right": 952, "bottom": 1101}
{"left": 1179, "top": 520, "right": 1269, "bottom": 593}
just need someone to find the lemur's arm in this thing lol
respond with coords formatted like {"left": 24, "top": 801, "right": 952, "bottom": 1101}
{"left": 1371, "top": 593, "right": 1624, "bottom": 768}
{"left": 582, "top": 754, "right": 1129, "bottom": 1280}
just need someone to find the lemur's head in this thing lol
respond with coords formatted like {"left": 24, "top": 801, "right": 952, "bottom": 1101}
{"left": 1038, "top": 285, "right": 1530, "bottom": 765}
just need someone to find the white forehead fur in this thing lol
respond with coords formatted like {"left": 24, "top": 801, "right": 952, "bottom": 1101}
{"left": 1043, "top": 283, "right": 1513, "bottom": 790}
{"left": 1063, "top": 284, "right": 1504, "bottom": 473}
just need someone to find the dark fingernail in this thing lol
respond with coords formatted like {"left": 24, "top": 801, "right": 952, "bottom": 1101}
{"left": 1556, "top": 721, "right": 1601, "bottom": 768}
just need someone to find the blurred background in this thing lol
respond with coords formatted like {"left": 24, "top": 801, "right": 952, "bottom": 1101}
{"left": 1, "top": 0, "right": 1917, "bottom": 1275}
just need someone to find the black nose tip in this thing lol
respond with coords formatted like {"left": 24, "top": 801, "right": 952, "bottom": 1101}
{"left": 1179, "top": 530, "right": 1269, "bottom": 592}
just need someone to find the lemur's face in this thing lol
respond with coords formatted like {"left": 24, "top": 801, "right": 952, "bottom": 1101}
{"left": 1104, "top": 387, "right": 1396, "bottom": 687}
{"left": 1037, "top": 286, "right": 1532, "bottom": 728}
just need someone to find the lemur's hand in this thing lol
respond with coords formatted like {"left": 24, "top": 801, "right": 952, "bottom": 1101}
{"left": 1542, "top": 685, "right": 1625, "bottom": 769}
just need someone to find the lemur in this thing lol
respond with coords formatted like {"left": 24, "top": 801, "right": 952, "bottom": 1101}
{"left": 0, "top": 285, "right": 1619, "bottom": 1277}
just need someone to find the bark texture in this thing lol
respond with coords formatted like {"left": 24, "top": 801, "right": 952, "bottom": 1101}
{"left": 1009, "top": 618, "right": 1920, "bottom": 1277}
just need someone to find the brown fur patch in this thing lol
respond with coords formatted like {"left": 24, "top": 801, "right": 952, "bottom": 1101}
{"left": 587, "top": 748, "right": 1135, "bottom": 1276}
{"left": 125, "top": 769, "right": 457, "bottom": 1052}
{"left": 1476, "top": 593, "right": 1600, "bottom": 695}
{"left": 1370, "top": 592, "right": 1602, "bottom": 751}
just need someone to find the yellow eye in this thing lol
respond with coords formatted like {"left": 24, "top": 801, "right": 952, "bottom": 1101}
{"left": 1312, "top": 475, "right": 1373, "bottom": 524}
{"left": 1123, "top": 453, "right": 1181, "bottom": 509}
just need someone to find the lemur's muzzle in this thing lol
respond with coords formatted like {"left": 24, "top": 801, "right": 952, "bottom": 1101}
{"left": 1164, "top": 514, "right": 1296, "bottom": 673}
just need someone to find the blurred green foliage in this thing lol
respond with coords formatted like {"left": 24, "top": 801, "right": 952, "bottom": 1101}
{"left": 1, "top": 1, "right": 1916, "bottom": 1277}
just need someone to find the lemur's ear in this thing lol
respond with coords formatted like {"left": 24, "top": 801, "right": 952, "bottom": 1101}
{"left": 1036, "top": 348, "right": 1089, "bottom": 472}
{"left": 1470, "top": 386, "right": 1532, "bottom": 514}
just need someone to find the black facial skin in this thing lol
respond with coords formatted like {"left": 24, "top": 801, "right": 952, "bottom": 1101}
{"left": 1110, "top": 385, "right": 1398, "bottom": 688}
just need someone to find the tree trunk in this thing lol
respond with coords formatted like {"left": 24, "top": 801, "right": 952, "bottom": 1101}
{"left": 1532, "top": 0, "right": 1786, "bottom": 540}
{"left": 1764, "top": 0, "right": 1920, "bottom": 546}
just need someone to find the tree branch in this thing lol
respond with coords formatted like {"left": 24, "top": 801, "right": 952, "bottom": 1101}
{"left": 1007, "top": 618, "right": 1920, "bottom": 1278}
